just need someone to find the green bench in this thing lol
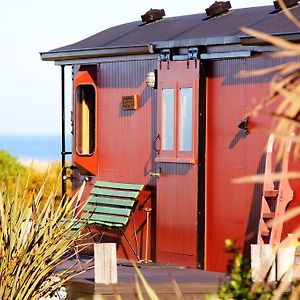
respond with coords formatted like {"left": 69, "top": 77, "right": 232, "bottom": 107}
{"left": 74, "top": 180, "right": 144, "bottom": 260}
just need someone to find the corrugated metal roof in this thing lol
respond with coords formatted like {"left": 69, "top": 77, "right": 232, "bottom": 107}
{"left": 41, "top": 5, "right": 300, "bottom": 61}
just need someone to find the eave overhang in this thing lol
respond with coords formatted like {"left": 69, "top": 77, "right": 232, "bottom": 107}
{"left": 152, "top": 35, "right": 240, "bottom": 50}
{"left": 240, "top": 31, "right": 300, "bottom": 45}
{"left": 40, "top": 32, "right": 300, "bottom": 63}
{"left": 40, "top": 44, "right": 154, "bottom": 61}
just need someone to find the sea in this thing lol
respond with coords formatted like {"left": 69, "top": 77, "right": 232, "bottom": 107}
{"left": 0, "top": 135, "right": 72, "bottom": 163}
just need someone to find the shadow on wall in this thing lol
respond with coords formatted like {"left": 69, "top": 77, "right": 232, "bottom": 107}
{"left": 242, "top": 153, "right": 282, "bottom": 258}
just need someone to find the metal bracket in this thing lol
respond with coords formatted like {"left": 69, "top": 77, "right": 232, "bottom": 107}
{"left": 62, "top": 175, "right": 74, "bottom": 182}
{"left": 71, "top": 111, "right": 74, "bottom": 135}
{"left": 63, "top": 164, "right": 77, "bottom": 170}
{"left": 160, "top": 49, "right": 171, "bottom": 61}
{"left": 187, "top": 47, "right": 198, "bottom": 68}
{"left": 188, "top": 47, "right": 198, "bottom": 60}
{"left": 238, "top": 117, "right": 249, "bottom": 135}
{"left": 160, "top": 49, "right": 171, "bottom": 69}
{"left": 153, "top": 134, "right": 161, "bottom": 154}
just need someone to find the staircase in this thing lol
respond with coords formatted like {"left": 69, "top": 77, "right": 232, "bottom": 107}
{"left": 257, "top": 133, "right": 294, "bottom": 245}
{"left": 251, "top": 133, "right": 296, "bottom": 282}
{"left": 293, "top": 247, "right": 300, "bottom": 279}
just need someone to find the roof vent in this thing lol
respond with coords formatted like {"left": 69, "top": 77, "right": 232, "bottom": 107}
{"left": 141, "top": 9, "right": 166, "bottom": 23}
{"left": 205, "top": 1, "right": 232, "bottom": 17}
{"left": 273, "top": 0, "right": 299, "bottom": 9}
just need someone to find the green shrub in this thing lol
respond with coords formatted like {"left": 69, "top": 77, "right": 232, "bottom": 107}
{"left": 218, "top": 240, "right": 274, "bottom": 300}
{"left": 0, "top": 150, "right": 71, "bottom": 203}
{"left": 25, "top": 161, "right": 71, "bottom": 200}
{"left": 0, "top": 150, "right": 25, "bottom": 188}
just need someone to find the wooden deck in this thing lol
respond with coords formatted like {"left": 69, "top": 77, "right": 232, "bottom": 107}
{"left": 61, "top": 259, "right": 226, "bottom": 299}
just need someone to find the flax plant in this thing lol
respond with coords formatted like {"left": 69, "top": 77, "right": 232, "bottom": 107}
{"left": 0, "top": 173, "right": 88, "bottom": 300}
{"left": 238, "top": 0, "right": 300, "bottom": 165}
{"left": 227, "top": 1, "right": 300, "bottom": 298}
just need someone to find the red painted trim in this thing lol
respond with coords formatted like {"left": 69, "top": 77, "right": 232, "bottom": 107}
{"left": 157, "top": 79, "right": 176, "bottom": 158}
{"left": 74, "top": 83, "right": 97, "bottom": 157}
{"left": 156, "top": 79, "right": 198, "bottom": 162}
{"left": 73, "top": 65, "right": 98, "bottom": 175}
{"left": 155, "top": 157, "right": 196, "bottom": 164}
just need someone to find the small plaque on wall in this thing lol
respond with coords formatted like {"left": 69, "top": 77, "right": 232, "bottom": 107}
{"left": 121, "top": 95, "right": 139, "bottom": 111}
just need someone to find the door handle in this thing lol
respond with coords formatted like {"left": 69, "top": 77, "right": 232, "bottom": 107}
{"left": 150, "top": 172, "right": 161, "bottom": 178}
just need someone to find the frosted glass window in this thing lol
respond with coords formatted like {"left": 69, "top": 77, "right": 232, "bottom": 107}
{"left": 75, "top": 85, "right": 96, "bottom": 155}
{"left": 161, "top": 88, "right": 174, "bottom": 151}
{"left": 179, "top": 88, "right": 193, "bottom": 151}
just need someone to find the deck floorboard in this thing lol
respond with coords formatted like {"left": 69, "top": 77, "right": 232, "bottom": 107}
{"left": 59, "top": 258, "right": 226, "bottom": 299}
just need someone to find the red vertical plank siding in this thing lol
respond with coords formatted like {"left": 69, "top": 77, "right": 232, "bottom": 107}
{"left": 205, "top": 57, "right": 300, "bottom": 272}
{"left": 71, "top": 55, "right": 300, "bottom": 270}
{"left": 206, "top": 59, "right": 247, "bottom": 271}
{"left": 97, "top": 59, "right": 157, "bottom": 260}
{"left": 156, "top": 164, "right": 198, "bottom": 267}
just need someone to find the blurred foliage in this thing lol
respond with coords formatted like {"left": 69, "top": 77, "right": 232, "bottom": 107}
{"left": 0, "top": 150, "right": 71, "bottom": 201}
{"left": 239, "top": 0, "right": 300, "bottom": 163}
{"left": 218, "top": 240, "right": 275, "bottom": 300}
{"left": 27, "top": 161, "right": 71, "bottom": 200}
{"left": 0, "top": 150, "right": 25, "bottom": 188}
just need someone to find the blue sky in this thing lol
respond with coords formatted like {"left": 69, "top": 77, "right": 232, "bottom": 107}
{"left": 0, "top": 0, "right": 271, "bottom": 135}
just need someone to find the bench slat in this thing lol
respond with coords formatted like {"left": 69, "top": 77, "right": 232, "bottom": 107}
{"left": 89, "top": 196, "right": 135, "bottom": 207}
{"left": 84, "top": 205, "right": 131, "bottom": 217}
{"left": 86, "top": 213, "right": 128, "bottom": 225}
{"left": 91, "top": 187, "right": 139, "bottom": 199}
{"left": 68, "top": 222, "right": 82, "bottom": 231}
{"left": 88, "top": 221, "right": 123, "bottom": 227}
{"left": 94, "top": 181, "right": 144, "bottom": 191}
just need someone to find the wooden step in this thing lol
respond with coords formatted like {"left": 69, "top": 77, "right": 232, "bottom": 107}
{"left": 261, "top": 229, "right": 270, "bottom": 237}
{"left": 293, "top": 248, "right": 300, "bottom": 280}
{"left": 263, "top": 212, "right": 275, "bottom": 219}
{"left": 263, "top": 190, "right": 278, "bottom": 198}
{"left": 294, "top": 256, "right": 300, "bottom": 265}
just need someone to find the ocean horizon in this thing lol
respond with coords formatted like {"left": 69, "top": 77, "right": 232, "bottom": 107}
{"left": 0, "top": 134, "right": 72, "bottom": 162}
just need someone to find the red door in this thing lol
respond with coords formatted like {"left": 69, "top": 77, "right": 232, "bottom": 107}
{"left": 156, "top": 61, "right": 199, "bottom": 268}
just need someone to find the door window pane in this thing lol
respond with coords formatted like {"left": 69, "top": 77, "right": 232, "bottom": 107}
{"left": 179, "top": 88, "right": 193, "bottom": 151}
{"left": 161, "top": 88, "right": 174, "bottom": 151}
{"left": 75, "top": 85, "right": 96, "bottom": 155}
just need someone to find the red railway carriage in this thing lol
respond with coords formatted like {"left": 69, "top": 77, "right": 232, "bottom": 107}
{"left": 41, "top": 1, "right": 300, "bottom": 271}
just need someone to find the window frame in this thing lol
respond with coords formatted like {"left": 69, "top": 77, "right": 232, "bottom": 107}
{"left": 177, "top": 82, "right": 197, "bottom": 160}
{"left": 156, "top": 80, "right": 197, "bottom": 164}
{"left": 75, "top": 83, "right": 97, "bottom": 157}
{"left": 159, "top": 83, "right": 176, "bottom": 159}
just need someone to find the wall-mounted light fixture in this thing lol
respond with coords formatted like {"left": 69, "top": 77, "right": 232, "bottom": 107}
{"left": 146, "top": 70, "right": 157, "bottom": 89}
{"left": 237, "top": 116, "right": 249, "bottom": 135}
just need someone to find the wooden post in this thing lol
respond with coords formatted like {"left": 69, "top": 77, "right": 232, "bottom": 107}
{"left": 94, "top": 243, "right": 117, "bottom": 284}
{"left": 277, "top": 247, "right": 296, "bottom": 282}
{"left": 251, "top": 244, "right": 276, "bottom": 282}
{"left": 140, "top": 207, "right": 152, "bottom": 263}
